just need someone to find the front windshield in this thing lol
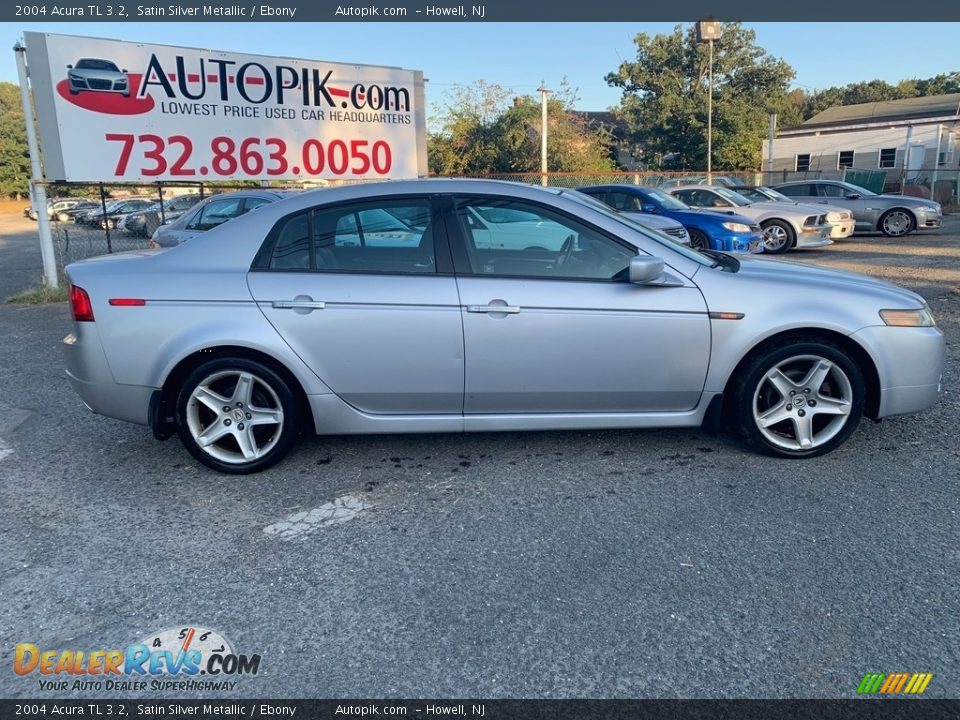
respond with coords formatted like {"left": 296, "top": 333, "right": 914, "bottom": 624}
{"left": 644, "top": 187, "right": 690, "bottom": 211}
{"left": 712, "top": 187, "right": 751, "bottom": 206}
{"left": 555, "top": 188, "right": 712, "bottom": 267}
{"left": 757, "top": 187, "right": 792, "bottom": 202}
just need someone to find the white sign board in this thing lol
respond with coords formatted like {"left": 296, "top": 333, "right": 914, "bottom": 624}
{"left": 24, "top": 32, "right": 428, "bottom": 182}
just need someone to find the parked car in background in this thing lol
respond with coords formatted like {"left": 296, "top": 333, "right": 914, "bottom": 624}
{"left": 54, "top": 202, "right": 101, "bottom": 223}
{"left": 556, "top": 188, "right": 691, "bottom": 246}
{"left": 770, "top": 180, "right": 942, "bottom": 238}
{"left": 63, "top": 179, "right": 944, "bottom": 474}
{"left": 150, "top": 190, "right": 295, "bottom": 248}
{"left": 659, "top": 175, "right": 746, "bottom": 189}
{"left": 578, "top": 184, "right": 763, "bottom": 253}
{"left": 736, "top": 186, "right": 855, "bottom": 240}
{"left": 120, "top": 194, "right": 203, "bottom": 237}
{"left": 665, "top": 185, "right": 832, "bottom": 255}
{"left": 80, "top": 199, "right": 154, "bottom": 229}
{"left": 24, "top": 198, "right": 89, "bottom": 221}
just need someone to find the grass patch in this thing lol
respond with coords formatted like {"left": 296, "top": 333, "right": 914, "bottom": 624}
{"left": 6, "top": 283, "right": 69, "bottom": 304}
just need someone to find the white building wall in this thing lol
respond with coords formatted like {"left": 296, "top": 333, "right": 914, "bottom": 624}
{"left": 763, "top": 124, "right": 943, "bottom": 171}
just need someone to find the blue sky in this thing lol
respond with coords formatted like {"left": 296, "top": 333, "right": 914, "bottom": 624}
{"left": 2, "top": 22, "right": 957, "bottom": 116}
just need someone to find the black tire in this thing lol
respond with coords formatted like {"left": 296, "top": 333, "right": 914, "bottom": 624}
{"left": 175, "top": 357, "right": 300, "bottom": 474}
{"left": 688, "top": 229, "right": 709, "bottom": 250}
{"left": 731, "top": 338, "right": 865, "bottom": 458}
{"left": 760, "top": 219, "right": 795, "bottom": 254}
{"left": 879, "top": 209, "right": 915, "bottom": 237}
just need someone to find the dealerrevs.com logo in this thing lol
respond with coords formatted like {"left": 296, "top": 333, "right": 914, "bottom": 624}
{"left": 14, "top": 626, "right": 261, "bottom": 692}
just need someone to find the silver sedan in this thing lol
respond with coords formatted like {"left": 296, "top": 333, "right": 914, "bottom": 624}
{"left": 771, "top": 180, "right": 942, "bottom": 237}
{"left": 63, "top": 179, "right": 945, "bottom": 473}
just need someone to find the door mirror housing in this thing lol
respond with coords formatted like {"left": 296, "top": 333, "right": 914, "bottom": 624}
{"left": 629, "top": 256, "right": 665, "bottom": 285}
{"left": 845, "top": 193, "right": 862, "bottom": 200}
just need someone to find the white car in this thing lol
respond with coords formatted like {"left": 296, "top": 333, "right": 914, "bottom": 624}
{"left": 736, "top": 186, "right": 854, "bottom": 240}
{"left": 666, "top": 185, "right": 833, "bottom": 255}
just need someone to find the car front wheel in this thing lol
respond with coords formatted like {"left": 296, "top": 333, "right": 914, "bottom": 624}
{"left": 732, "top": 339, "right": 865, "bottom": 458}
{"left": 879, "top": 209, "right": 914, "bottom": 237}
{"left": 760, "top": 219, "right": 795, "bottom": 254}
{"left": 175, "top": 358, "right": 299, "bottom": 473}
{"left": 688, "top": 229, "right": 709, "bottom": 250}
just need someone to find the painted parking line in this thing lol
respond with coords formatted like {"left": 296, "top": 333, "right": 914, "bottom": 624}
{"left": 263, "top": 494, "right": 369, "bottom": 541}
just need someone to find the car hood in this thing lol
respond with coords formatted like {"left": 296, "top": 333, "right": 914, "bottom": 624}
{"left": 671, "top": 208, "right": 758, "bottom": 227}
{"left": 875, "top": 194, "right": 940, "bottom": 209}
{"left": 730, "top": 255, "right": 926, "bottom": 307}
{"left": 69, "top": 68, "right": 125, "bottom": 79}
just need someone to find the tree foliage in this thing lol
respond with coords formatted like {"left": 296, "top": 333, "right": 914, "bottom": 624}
{"left": 607, "top": 23, "right": 795, "bottom": 170}
{"left": 802, "top": 72, "right": 960, "bottom": 118}
{"left": 0, "top": 82, "right": 30, "bottom": 198}
{"left": 429, "top": 80, "right": 616, "bottom": 175}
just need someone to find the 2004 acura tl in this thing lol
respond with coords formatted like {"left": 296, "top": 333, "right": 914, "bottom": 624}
{"left": 63, "top": 180, "right": 945, "bottom": 474}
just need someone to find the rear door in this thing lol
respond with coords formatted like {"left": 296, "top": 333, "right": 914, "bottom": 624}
{"left": 247, "top": 195, "right": 464, "bottom": 415}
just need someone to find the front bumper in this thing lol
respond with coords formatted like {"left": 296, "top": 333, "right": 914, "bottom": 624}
{"left": 795, "top": 225, "right": 833, "bottom": 249}
{"left": 716, "top": 230, "right": 764, "bottom": 254}
{"left": 827, "top": 220, "right": 854, "bottom": 239}
{"left": 850, "top": 324, "right": 945, "bottom": 418}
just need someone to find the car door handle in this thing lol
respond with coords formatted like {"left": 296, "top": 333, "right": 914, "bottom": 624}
{"left": 272, "top": 300, "right": 326, "bottom": 310}
{"left": 466, "top": 304, "right": 520, "bottom": 314}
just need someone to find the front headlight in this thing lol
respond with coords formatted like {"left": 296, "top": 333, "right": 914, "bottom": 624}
{"left": 880, "top": 307, "right": 936, "bottom": 327}
{"left": 722, "top": 221, "right": 752, "bottom": 233}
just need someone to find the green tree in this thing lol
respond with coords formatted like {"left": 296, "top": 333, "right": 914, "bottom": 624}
{"left": 428, "top": 80, "right": 616, "bottom": 175}
{"left": 0, "top": 82, "right": 30, "bottom": 198}
{"left": 606, "top": 23, "right": 795, "bottom": 170}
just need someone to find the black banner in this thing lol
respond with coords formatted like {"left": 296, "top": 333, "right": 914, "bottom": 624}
{"left": 1, "top": 700, "right": 960, "bottom": 720}
{"left": 3, "top": 0, "right": 960, "bottom": 22}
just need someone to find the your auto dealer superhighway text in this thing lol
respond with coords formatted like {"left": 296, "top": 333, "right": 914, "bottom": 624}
{"left": 136, "top": 4, "right": 297, "bottom": 17}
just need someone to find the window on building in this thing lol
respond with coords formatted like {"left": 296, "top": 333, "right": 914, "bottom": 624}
{"left": 879, "top": 148, "right": 897, "bottom": 169}
{"left": 838, "top": 150, "right": 855, "bottom": 170}
{"left": 795, "top": 154, "right": 810, "bottom": 172}
{"left": 939, "top": 133, "right": 956, "bottom": 166}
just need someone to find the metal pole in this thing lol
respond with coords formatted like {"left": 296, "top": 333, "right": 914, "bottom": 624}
{"left": 931, "top": 123, "right": 943, "bottom": 203}
{"left": 14, "top": 41, "right": 58, "bottom": 288}
{"left": 706, "top": 40, "right": 713, "bottom": 185}
{"left": 538, "top": 82, "right": 549, "bottom": 187}
{"left": 767, "top": 114, "right": 777, "bottom": 185}
{"left": 99, "top": 183, "right": 112, "bottom": 253}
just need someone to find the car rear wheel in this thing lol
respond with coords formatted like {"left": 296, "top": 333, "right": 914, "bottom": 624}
{"left": 175, "top": 358, "right": 299, "bottom": 474}
{"left": 879, "top": 209, "right": 914, "bottom": 237}
{"left": 688, "top": 229, "right": 709, "bottom": 250}
{"left": 732, "top": 339, "right": 865, "bottom": 458}
{"left": 760, "top": 219, "right": 794, "bottom": 254}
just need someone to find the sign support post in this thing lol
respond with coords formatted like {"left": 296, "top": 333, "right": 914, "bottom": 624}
{"left": 14, "top": 41, "right": 59, "bottom": 289}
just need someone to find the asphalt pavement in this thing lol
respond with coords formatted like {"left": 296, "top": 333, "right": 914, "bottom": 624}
{"left": 0, "top": 214, "right": 957, "bottom": 699}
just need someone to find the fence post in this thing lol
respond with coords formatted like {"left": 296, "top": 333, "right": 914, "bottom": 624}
{"left": 157, "top": 182, "right": 166, "bottom": 224}
{"left": 99, "top": 183, "right": 112, "bottom": 254}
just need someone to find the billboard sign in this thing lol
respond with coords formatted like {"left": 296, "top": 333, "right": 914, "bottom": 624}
{"left": 23, "top": 32, "right": 428, "bottom": 182}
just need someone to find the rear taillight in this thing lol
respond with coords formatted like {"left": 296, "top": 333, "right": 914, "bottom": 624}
{"left": 70, "top": 285, "right": 95, "bottom": 322}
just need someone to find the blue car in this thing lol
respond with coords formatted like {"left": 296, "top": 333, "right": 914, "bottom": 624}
{"left": 579, "top": 184, "right": 763, "bottom": 253}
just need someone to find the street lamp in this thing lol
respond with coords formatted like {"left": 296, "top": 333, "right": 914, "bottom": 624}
{"left": 696, "top": 20, "right": 722, "bottom": 184}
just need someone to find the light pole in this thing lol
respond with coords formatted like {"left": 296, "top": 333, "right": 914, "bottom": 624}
{"left": 696, "top": 20, "right": 722, "bottom": 185}
{"left": 538, "top": 81, "right": 549, "bottom": 186}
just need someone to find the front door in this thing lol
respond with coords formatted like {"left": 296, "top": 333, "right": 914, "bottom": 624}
{"left": 448, "top": 195, "right": 711, "bottom": 415}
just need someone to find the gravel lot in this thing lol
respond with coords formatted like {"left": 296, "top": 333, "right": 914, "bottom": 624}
{"left": 0, "top": 213, "right": 957, "bottom": 699}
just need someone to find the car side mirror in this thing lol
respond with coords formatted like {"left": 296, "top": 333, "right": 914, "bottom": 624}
{"left": 66, "top": 64, "right": 73, "bottom": 69}
{"left": 122, "top": 68, "right": 128, "bottom": 73}
{"left": 641, "top": 203, "right": 657, "bottom": 213}
{"left": 845, "top": 193, "right": 861, "bottom": 200}
{"left": 629, "top": 256, "right": 665, "bottom": 285}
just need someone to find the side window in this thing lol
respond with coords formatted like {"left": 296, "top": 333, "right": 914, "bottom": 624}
{"left": 607, "top": 192, "right": 640, "bottom": 212}
{"left": 454, "top": 197, "right": 635, "bottom": 281}
{"left": 819, "top": 184, "right": 847, "bottom": 198}
{"left": 313, "top": 199, "right": 435, "bottom": 273}
{"left": 187, "top": 198, "right": 243, "bottom": 231}
{"left": 778, "top": 184, "right": 811, "bottom": 198}
{"left": 268, "top": 212, "right": 311, "bottom": 271}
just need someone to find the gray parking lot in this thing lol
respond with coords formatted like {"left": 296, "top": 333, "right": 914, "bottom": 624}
{"left": 0, "top": 214, "right": 957, "bottom": 699}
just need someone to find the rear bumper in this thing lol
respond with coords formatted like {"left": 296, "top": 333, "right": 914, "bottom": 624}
{"left": 851, "top": 325, "right": 945, "bottom": 418}
{"left": 63, "top": 329, "right": 154, "bottom": 426}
